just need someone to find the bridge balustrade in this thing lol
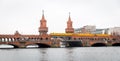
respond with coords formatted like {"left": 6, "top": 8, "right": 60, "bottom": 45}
{"left": 111, "top": 39, "right": 120, "bottom": 43}
{"left": 0, "top": 38, "right": 1, "bottom": 42}
{"left": 30, "top": 38, "right": 34, "bottom": 41}
{"left": 1, "top": 38, "right": 3, "bottom": 42}
{"left": 6, "top": 38, "right": 8, "bottom": 42}
{"left": 8, "top": 38, "right": 11, "bottom": 42}
{"left": 0, "top": 38, "right": 8, "bottom": 42}
{"left": 2, "top": 38, "right": 5, "bottom": 42}
{"left": 12, "top": 38, "right": 14, "bottom": 42}
{"left": 14, "top": 38, "right": 17, "bottom": 41}
{"left": 25, "top": 37, "right": 50, "bottom": 42}
{"left": 29, "top": 38, "right": 37, "bottom": 41}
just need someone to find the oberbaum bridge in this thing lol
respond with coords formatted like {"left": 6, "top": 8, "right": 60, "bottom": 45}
{"left": 0, "top": 12, "right": 120, "bottom": 48}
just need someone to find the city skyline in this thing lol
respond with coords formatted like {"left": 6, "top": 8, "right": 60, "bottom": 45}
{"left": 0, "top": 0, "right": 120, "bottom": 34}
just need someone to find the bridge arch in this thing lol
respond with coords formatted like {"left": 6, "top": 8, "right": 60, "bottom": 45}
{"left": 26, "top": 43, "right": 51, "bottom": 48}
{"left": 112, "top": 43, "right": 120, "bottom": 46}
{"left": 54, "top": 37, "right": 83, "bottom": 47}
{"left": 26, "top": 44, "right": 39, "bottom": 48}
{"left": 66, "top": 41, "right": 83, "bottom": 47}
{"left": 0, "top": 44, "right": 19, "bottom": 48}
{"left": 91, "top": 43, "right": 107, "bottom": 47}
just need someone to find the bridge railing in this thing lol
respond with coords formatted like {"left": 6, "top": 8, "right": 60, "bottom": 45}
{"left": 0, "top": 38, "right": 19, "bottom": 42}
{"left": 0, "top": 37, "right": 47, "bottom": 42}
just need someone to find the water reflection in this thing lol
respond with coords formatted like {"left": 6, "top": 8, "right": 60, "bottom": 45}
{"left": 66, "top": 48, "right": 74, "bottom": 61}
{"left": 0, "top": 47, "right": 120, "bottom": 61}
{"left": 26, "top": 45, "right": 38, "bottom": 48}
{"left": 39, "top": 48, "right": 48, "bottom": 61}
{"left": 0, "top": 45, "right": 13, "bottom": 48}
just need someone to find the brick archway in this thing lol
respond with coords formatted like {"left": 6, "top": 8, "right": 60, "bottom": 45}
{"left": 26, "top": 43, "right": 51, "bottom": 48}
{"left": 66, "top": 41, "right": 83, "bottom": 47}
{"left": 91, "top": 43, "right": 107, "bottom": 47}
{"left": 112, "top": 43, "right": 120, "bottom": 46}
{"left": 0, "top": 44, "right": 19, "bottom": 48}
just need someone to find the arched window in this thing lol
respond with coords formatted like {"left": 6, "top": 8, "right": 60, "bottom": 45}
{"left": 46, "top": 38, "right": 48, "bottom": 40}
{"left": 40, "top": 38, "right": 43, "bottom": 40}
{"left": 0, "top": 38, "right": 1, "bottom": 42}
{"left": 74, "top": 38, "right": 76, "bottom": 40}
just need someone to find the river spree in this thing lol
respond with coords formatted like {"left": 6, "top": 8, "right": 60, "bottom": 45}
{"left": 0, "top": 47, "right": 120, "bottom": 61}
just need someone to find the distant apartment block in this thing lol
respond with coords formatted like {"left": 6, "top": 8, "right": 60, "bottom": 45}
{"left": 105, "top": 27, "right": 120, "bottom": 35}
{"left": 75, "top": 25, "right": 120, "bottom": 35}
{"left": 74, "top": 25, "right": 96, "bottom": 33}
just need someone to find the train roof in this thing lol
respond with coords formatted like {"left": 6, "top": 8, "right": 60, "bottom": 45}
{"left": 50, "top": 33, "right": 110, "bottom": 37}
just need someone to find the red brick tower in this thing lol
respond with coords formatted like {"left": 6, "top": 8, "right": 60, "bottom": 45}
{"left": 39, "top": 10, "right": 48, "bottom": 35}
{"left": 65, "top": 12, "right": 74, "bottom": 33}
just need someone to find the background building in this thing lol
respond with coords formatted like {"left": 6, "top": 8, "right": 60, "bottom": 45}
{"left": 105, "top": 27, "right": 120, "bottom": 35}
{"left": 75, "top": 25, "right": 120, "bottom": 36}
{"left": 75, "top": 25, "right": 96, "bottom": 33}
{"left": 92, "top": 29, "right": 105, "bottom": 34}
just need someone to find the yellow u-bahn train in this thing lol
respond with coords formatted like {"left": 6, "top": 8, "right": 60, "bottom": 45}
{"left": 50, "top": 33, "right": 110, "bottom": 37}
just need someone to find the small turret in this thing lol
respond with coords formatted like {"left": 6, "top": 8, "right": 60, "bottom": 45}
{"left": 14, "top": 31, "right": 20, "bottom": 36}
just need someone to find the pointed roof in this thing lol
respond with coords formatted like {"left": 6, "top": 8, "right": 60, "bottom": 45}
{"left": 41, "top": 10, "right": 45, "bottom": 20}
{"left": 15, "top": 31, "right": 19, "bottom": 34}
{"left": 14, "top": 30, "right": 21, "bottom": 36}
{"left": 68, "top": 12, "right": 71, "bottom": 21}
{"left": 67, "top": 12, "right": 72, "bottom": 23}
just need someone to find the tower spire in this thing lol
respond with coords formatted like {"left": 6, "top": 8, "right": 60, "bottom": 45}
{"left": 68, "top": 12, "right": 71, "bottom": 21}
{"left": 39, "top": 10, "right": 48, "bottom": 35}
{"left": 65, "top": 12, "right": 74, "bottom": 33}
{"left": 42, "top": 10, "right": 45, "bottom": 20}
{"left": 42, "top": 10, "right": 44, "bottom": 15}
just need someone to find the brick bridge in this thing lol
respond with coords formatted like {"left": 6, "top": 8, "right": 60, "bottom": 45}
{"left": 0, "top": 32, "right": 120, "bottom": 48}
{"left": 0, "top": 33, "right": 52, "bottom": 48}
{"left": 50, "top": 33, "right": 120, "bottom": 47}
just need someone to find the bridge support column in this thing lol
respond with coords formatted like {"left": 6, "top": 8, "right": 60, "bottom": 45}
{"left": 19, "top": 45, "right": 26, "bottom": 48}
{"left": 19, "top": 41, "right": 26, "bottom": 48}
{"left": 107, "top": 41, "right": 112, "bottom": 46}
{"left": 83, "top": 40, "right": 91, "bottom": 47}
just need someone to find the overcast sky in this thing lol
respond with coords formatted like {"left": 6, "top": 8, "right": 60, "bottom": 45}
{"left": 0, "top": 0, "right": 120, "bottom": 34}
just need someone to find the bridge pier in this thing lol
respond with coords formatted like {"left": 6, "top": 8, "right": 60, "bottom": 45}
{"left": 19, "top": 45, "right": 26, "bottom": 48}
{"left": 83, "top": 40, "right": 91, "bottom": 47}
{"left": 61, "top": 41, "right": 83, "bottom": 47}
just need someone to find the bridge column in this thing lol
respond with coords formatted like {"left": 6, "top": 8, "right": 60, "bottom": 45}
{"left": 82, "top": 40, "right": 91, "bottom": 47}
{"left": 18, "top": 41, "right": 27, "bottom": 48}
{"left": 5, "top": 38, "right": 7, "bottom": 42}
{"left": 31, "top": 38, "right": 33, "bottom": 41}
{"left": 10, "top": 38, "right": 13, "bottom": 42}
{"left": 0, "top": 38, "right": 1, "bottom": 42}
{"left": 6, "top": 38, "right": 8, "bottom": 42}
{"left": 11, "top": 38, "right": 14, "bottom": 42}
{"left": 107, "top": 40, "right": 112, "bottom": 46}
{"left": 8, "top": 38, "right": 10, "bottom": 42}
{"left": 3, "top": 38, "right": 5, "bottom": 42}
{"left": 33, "top": 38, "right": 35, "bottom": 41}
{"left": 4, "top": 38, "right": 6, "bottom": 42}
{"left": 10, "top": 38, "right": 12, "bottom": 42}
{"left": 29, "top": 38, "right": 31, "bottom": 41}
{"left": 14, "top": 38, "right": 17, "bottom": 41}
{"left": 19, "top": 45, "right": 26, "bottom": 48}
{"left": 1, "top": 38, "right": 3, "bottom": 42}
{"left": 14, "top": 38, "right": 16, "bottom": 41}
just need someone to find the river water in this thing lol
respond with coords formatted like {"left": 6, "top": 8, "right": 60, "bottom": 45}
{"left": 0, "top": 47, "right": 120, "bottom": 61}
